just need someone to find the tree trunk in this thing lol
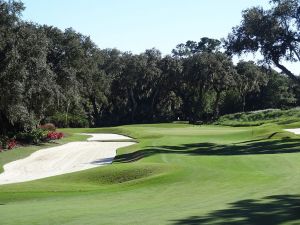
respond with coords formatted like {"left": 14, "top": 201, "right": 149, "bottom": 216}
{"left": 65, "top": 101, "right": 70, "bottom": 127}
{"left": 242, "top": 94, "right": 246, "bottom": 112}
{"left": 129, "top": 88, "right": 137, "bottom": 123}
{"left": 213, "top": 91, "right": 221, "bottom": 119}
{"left": 90, "top": 96, "right": 101, "bottom": 126}
{"left": 0, "top": 110, "right": 14, "bottom": 135}
{"left": 150, "top": 90, "right": 159, "bottom": 121}
{"left": 82, "top": 102, "right": 93, "bottom": 127}
{"left": 273, "top": 60, "right": 300, "bottom": 83}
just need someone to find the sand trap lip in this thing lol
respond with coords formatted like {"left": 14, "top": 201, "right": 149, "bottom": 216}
{"left": 0, "top": 133, "right": 135, "bottom": 185}
{"left": 80, "top": 133, "right": 133, "bottom": 141}
{"left": 284, "top": 128, "right": 300, "bottom": 134}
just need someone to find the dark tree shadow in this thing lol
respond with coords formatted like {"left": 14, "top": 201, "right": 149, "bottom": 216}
{"left": 171, "top": 195, "right": 300, "bottom": 225}
{"left": 114, "top": 138, "right": 300, "bottom": 163}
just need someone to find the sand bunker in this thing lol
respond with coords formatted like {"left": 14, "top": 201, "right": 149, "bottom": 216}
{"left": 81, "top": 133, "right": 132, "bottom": 141}
{"left": 284, "top": 128, "right": 300, "bottom": 134}
{"left": 0, "top": 133, "right": 135, "bottom": 185}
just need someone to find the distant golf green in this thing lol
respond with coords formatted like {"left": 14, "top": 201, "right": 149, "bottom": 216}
{"left": 1, "top": 122, "right": 300, "bottom": 225}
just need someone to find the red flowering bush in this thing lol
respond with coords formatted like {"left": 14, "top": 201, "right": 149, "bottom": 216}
{"left": 0, "top": 136, "right": 17, "bottom": 151}
{"left": 0, "top": 130, "right": 64, "bottom": 154}
{"left": 7, "top": 139, "right": 17, "bottom": 149}
{"left": 47, "top": 131, "right": 64, "bottom": 140}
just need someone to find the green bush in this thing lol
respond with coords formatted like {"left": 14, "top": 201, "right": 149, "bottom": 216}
{"left": 16, "top": 129, "right": 46, "bottom": 144}
{"left": 47, "top": 113, "right": 89, "bottom": 128}
{"left": 0, "top": 136, "right": 9, "bottom": 149}
{"left": 38, "top": 123, "right": 56, "bottom": 131}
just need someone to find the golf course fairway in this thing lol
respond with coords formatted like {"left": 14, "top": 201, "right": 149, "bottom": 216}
{"left": 0, "top": 123, "right": 300, "bottom": 225}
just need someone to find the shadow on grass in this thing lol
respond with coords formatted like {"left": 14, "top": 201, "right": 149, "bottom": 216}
{"left": 171, "top": 195, "right": 300, "bottom": 225}
{"left": 114, "top": 138, "right": 300, "bottom": 163}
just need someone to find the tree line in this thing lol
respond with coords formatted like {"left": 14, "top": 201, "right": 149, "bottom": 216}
{"left": 0, "top": 0, "right": 299, "bottom": 135}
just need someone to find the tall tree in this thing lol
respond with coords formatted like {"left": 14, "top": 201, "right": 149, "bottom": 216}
{"left": 235, "top": 61, "right": 267, "bottom": 111}
{"left": 116, "top": 49, "right": 163, "bottom": 123}
{"left": 181, "top": 53, "right": 214, "bottom": 121}
{"left": 0, "top": 0, "right": 24, "bottom": 134}
{"left": 78, "top": 38, "right": 110, "bottom": 127}
{"left": 0, "top": 1, "right": 57, "bottom": 133}
{"left": 156, "top": 55, "right": 183, "bottom": 120}
{"left": 43, "top": 26, "right": 82, "bottom": 124}
{"left": 205, "top": 52, "right": 237, "bottom": 118}
{"left": 172, "top": 37, "right": 221, "bottom": 57}
{"left": 225, "top": 0, "right": 300, "bottom": 81}
{"left": 258, "top": 69, "right": 296, "bottom": 108}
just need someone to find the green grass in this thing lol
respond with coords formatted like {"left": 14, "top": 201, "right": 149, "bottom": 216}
{"left": 216, "top": 107, "right": 300, "bottom": 127}
{"left": 0, "top": 121, "right": 300, "bottom": 224}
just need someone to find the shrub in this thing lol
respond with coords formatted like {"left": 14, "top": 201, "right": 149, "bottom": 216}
{"left": 47, "top": 131, "right": 64, "bottom": 140}
{"left": 68, "top": 114, "right": 89, "bottom": 128}
{"left": 7, "top": 139, "right": 17, "bottom": 149}
{"left": 0, "top": 136, "right": 9, "bottom": 149}
{"left": 16, "top": 129, "right": 46, "bottom": 144}
{"left": 38, "top": 123, "right": 56, "bottom": 131}
{"left": 0, "top": 138, "right": 4, "bottom": 152}
{"left": 0, "top": 136, "right": 17, "bottom": 150}
{"left": 0, "top": 129, "right": 63, "bottom": 153}
{"left": 46, "top": 113, "right": 89, "bottom": 128}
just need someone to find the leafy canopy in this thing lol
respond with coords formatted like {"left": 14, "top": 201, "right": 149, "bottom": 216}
{"left": 225, "top": 0, "right": 300, "bottom": 81}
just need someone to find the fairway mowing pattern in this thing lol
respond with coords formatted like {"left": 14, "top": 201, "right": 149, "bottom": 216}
{"left": 0, "top": 124, "right": 300, "bottom": 225}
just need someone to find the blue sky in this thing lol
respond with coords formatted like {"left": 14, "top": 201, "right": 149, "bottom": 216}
{"left": 21, "top": 0, "right": 271, "bottom": 55}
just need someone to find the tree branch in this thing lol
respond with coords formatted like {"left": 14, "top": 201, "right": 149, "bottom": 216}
{"left": 273, "top": 60, "right": 300, "bottom": 82}
{"left": 292, "top": 48, "right": 300, "bottom": 61}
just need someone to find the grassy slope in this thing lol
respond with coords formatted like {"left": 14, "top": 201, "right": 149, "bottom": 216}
{"left": 0, "top": 123, "right": 300, "bottom": 224}
{"left": 216, "top": 108, "right": 300, "bottom": 127}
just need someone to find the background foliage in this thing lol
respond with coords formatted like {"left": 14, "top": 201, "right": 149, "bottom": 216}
{"left": 0, "top": 0, "right": 299, "bottom": 134}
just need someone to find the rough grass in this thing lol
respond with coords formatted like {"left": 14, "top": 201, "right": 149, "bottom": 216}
{"left": 0, "top": 120, "right": 300, "bottom": 224}
{"left": 216, "top": 107, "right": 300, "bottom": 127}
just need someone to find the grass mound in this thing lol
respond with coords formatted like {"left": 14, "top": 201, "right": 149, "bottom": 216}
{"left": 0, "top": 163, "right": 170, "bottom": 195}
{"left": 1, "top": 123, "right": 300, "bottom": 225}
{"left": 59, "top": 163, "right": 168, "bottom": 185}
{"left": 216, "top": 108, "right": 300, "bottom": 127}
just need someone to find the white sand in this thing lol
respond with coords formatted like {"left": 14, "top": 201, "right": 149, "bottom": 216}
{"left": 81, "top": 133, "right": 132, "bottom": 141}
{"left": 0, "top": 134, "right": 135, "bottom": 185}
{"left": 284, "top": 128, "right": 300, "bottom": 134}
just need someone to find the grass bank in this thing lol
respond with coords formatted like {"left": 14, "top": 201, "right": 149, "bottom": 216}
{"left": 0, "top": 122, "right": 300, "bottom": 224}
{"left": 216, "top": 108, "right": 300, "bottom": 127}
